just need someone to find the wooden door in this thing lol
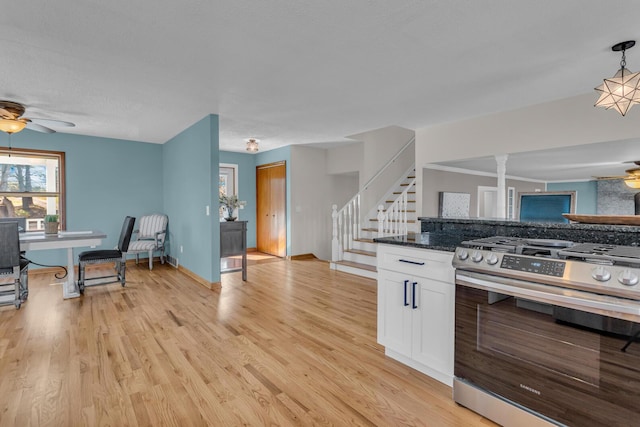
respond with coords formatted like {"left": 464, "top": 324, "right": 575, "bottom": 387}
{"left": 256, "top": 161, "right": 286, "bottom": 257}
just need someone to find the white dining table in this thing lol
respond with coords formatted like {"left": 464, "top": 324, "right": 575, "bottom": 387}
{"left": 19, "top": 230, "right": 107, "bottom": 299}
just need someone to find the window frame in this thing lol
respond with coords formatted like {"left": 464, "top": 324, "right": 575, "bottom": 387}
{"left": 0, "top": 146, "right": 66, "bottom": 230}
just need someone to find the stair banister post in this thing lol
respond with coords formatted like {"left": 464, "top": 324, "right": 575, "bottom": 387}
{"left": 377, "top": 204, "right": 385, "bottom": 236}
{"left": 355, "top": 194, "right": 361, "bottom": 240}
{"left": 331, "top": 204, "right": 340, "bottom": 261}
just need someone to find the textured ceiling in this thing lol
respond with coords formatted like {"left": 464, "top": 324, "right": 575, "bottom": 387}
{"left": 2, "top": 1, "right": 640, "bottom": 154}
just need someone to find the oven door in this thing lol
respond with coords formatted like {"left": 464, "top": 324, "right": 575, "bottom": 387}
{"left": 455, "top": 271, "right": 640, "bottom": 427}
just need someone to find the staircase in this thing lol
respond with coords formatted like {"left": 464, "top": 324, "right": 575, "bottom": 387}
{"left": 330, "top": 166, "right": 418, "bottom": 279}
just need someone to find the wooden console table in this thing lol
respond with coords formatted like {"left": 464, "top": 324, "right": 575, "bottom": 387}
{"left": 220, "top": 220, "right": 247, "bottom": 281}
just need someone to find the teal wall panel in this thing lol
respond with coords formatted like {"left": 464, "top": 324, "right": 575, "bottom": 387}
{"left": 219, "top": 151, "right": 257, "bottom": 248}
{"left": 162, "top": 115, "right": 219, "bottom": 283}
{"left": 5, "top": 129, "right": 163, "bottom": 267}
{"left": 546, "top": 181, "right": 597, "bottom": 214}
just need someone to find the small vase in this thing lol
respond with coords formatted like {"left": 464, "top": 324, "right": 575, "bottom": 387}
{"left": 225, "top": 217, "right": 237, "bottom": 221}
{"left": 44, "top": 221, "right": 59, "bottom": 235}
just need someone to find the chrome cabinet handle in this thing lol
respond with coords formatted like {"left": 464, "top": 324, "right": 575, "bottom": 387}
{"left": 404, "top": 280, "right": 409, "bottom": 306}
{"left": 412, "top": 282, "right": 418, "bottom": 309}
{"left": 399, "top": 259, "right": 425, "bottom": 266}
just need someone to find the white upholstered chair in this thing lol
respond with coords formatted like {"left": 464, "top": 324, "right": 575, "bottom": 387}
{"left": 128, "top": 214, "right": 168, "bottom": 270}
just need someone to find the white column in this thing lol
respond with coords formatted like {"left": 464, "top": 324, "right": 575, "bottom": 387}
{"left": 495, "top": 154, "right": 508, "bottom": 219}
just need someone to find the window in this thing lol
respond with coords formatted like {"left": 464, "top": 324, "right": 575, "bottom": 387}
{"left": 0, "top": 147, "right": 65, "bottom": 231}
{"left": 219, "top": 163, "right": 238, "bottom": 220}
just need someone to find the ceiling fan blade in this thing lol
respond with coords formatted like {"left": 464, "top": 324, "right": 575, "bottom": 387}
{"left": 26, "top": 122, "right": 55, "bottom": 133}
{"left": 28, "top": 117, "right": 75, "bottom": 128}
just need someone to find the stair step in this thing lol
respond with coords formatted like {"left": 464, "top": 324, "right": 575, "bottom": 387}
{"left": 381, "top": 208, "right": 416, "bottom": 213}
{"left": 370, "top": 219, "right": 416, "bottom": 223}
{"left": 355, "top": 238, "right": 375, "bottom": 243}
{"left": 393, "top": 191, "right": 415, "bottom": 195}
{"left": 333, "top": 260, "right": 377, "bottom": 272}
{"left": 386, "top": 200, "right": 415, "bottom": 203}
{"left": 345, "top": 248, "right": 376, "bottom": 257}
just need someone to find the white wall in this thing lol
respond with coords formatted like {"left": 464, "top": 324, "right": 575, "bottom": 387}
{"left": 350, "top": 125, "right": 416, "bottom": 183}
{"left": 422, "top": 168, "right": 543, "bottom": 217}
{"left": 345, "top": 125, "right": 415, "bottom": 217}
{"left": 290, "top": 145, "right": 334, "bottom": 260}
{"left": 326, "top": 143, "right": 363, "bottom": 175}
{"left": 415, "top": 93, "right": 640, "bottom": 216}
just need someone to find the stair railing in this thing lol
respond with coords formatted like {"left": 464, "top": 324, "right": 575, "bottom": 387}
{"left": 377, "top": 176, "right": 416, "bottom": 236}
{"left": 331, "top": 136, "right": 415, "bottom": 262}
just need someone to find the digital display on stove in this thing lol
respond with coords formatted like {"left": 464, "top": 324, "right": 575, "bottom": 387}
{"left": 500, "top": 255, "right": 566, "bottom": 277}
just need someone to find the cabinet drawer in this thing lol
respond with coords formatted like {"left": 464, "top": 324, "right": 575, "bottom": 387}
{"left": 377, "top": 244, "right": 454, "bottom": 282}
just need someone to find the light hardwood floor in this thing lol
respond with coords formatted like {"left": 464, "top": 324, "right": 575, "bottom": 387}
{"left": 0, "top": 258, "right": 495, "bottom": 426}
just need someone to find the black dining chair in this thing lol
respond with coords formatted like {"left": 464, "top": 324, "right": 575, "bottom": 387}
{"left": 0, "top": 221, "right": 29, "bottom": 308}
{"left": 77, "top": 216, "right": 135, "bottom": 294}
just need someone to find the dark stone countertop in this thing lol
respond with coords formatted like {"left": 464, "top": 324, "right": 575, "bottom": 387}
{"left": 419, "top": 217, "right": 640, "bottom": 247}
{"left": 418, "top": 216, "right": 640, "bottom": 233}
{"left": 375, "top": 217, "right": 640, "bottom": 252}
{"left": 374, "top": 231, "right": 473, "bottom": 252}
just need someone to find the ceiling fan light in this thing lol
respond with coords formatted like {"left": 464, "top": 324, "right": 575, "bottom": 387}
{"left": 624, "top": 178, "right": 640, "bottom": 189}
{"left": 245, "top": 138, "right": 259, "bottom": 153}
{"left": 0, "top": 118, "right": 27, "bottom": 134}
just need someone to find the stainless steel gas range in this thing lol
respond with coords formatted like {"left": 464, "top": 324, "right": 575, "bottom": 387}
{"left": 452, "top": 236, "right": 640, "bottom": 427}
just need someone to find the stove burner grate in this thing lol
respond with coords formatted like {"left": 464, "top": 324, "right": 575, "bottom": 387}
{"left": 559, "top": 243, "right": 640, "bottom": 266}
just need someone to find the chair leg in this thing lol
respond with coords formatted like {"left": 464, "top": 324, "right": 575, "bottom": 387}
{"left": 160, "top": 248, "right": 165, "bottom": 265}
{"left": 20, "top": 270, "right": 28, "bottom": 301}
{"left": 14, "top": 279, "right": 21, "bottom": 309}
{"left": 118, "top": 261, "right": 126, "bottom": 286}
{"left": 148, "top": 250, "right": 153, "bottom": 270}
{"left": 135, "top": 253, "right": 139, "bottom": 265}
{"left": 78, "top": 262, "right": 85, "bottom": 294}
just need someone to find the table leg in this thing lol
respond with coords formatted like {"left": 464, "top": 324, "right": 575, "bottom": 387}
{"left": 63, "top": 247, "right": 80, "bottom": 299}
{"left": 242, "top": 252, "right": 247, "bottom": 281}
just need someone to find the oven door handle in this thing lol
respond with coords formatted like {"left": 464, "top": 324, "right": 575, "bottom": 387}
{"left": 456, "top": 272, "right": 640, "bottom": 320}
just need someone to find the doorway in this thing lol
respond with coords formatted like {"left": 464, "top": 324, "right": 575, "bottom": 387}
{"left": 256, "top": 161, "right": 286, "bottom": 257}
{"left": 477, "top": 186, "right": 497, "bottom": 218}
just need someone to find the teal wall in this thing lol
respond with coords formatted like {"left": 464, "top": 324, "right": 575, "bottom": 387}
{"left": 546, "top": 181, "right": 597, "bottom": 214}
{"left": 162, "top": 115, "right": 220, "bottom": 283}
{"left": 256, "top": 146, "right": 291, "bottom": 256}
{"left": 7, "top": 114, "right": 221, "bottom": 286}
{"left": 6, "top": 129, "right": 163, "bottom": 267}
{"left": 219, "top": 151, "right": 257, "bottom": 248}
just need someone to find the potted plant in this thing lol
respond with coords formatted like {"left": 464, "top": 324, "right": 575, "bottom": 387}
{"left": 44, "top": 214, "right": 59, "bottom": 235}
{"left": 219, "top": 194, "right": 246, "bottom": 221}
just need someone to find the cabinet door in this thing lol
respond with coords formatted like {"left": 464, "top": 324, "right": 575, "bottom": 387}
{"left": 377, "top": 269, "right": 412, "bottom": 357}
{"left": 410, "top": 277, "right": 454, "bottom": 376}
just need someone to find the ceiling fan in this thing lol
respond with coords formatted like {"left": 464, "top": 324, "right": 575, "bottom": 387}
{"left": 595, "top": 160, "right": 640, "bottom": 189}
{"left": 0, "top": 100, "right": 75, "bottom": 134}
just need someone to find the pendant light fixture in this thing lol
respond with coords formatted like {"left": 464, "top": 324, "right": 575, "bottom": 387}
{"left": 245, "top": 138, "right": 259, "bottom": 153}
{"left": 595, "top": 40, "right": 640, "bottom": 116}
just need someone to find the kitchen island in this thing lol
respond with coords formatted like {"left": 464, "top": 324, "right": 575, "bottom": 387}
{"left": 373, "top": 216, "right": 640, "bottom": 390}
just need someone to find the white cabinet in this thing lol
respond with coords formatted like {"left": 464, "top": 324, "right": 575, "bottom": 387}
{"left": 377, "top": 244, "right": 455, "bottom": 386}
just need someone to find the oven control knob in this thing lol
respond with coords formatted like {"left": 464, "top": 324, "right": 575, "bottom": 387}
{"left": 591, "top": 266, "right": 611, "bottom": 282}
{"left": 471, "top": 251, "right": 483, "bottom": 263}
{"left": 457, "top": 249, "right": 469, "bottom": 261}
{"left": 486, "top": 253, "right": 499, "bottom": 265}
{"left": 618, "top": 269, "right": 639, "bottom": 286}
